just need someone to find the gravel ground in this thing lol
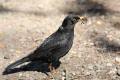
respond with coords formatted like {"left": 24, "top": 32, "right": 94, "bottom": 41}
{"left": 0, "top": 0, "right": 120, "bottom": 80}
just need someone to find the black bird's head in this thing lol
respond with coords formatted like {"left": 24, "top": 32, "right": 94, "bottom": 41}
{"left": 62, "top": 15, "right": 80, "bottom": 28}
{"left": 59, "top": 14, "right": 87, "bottom": 31}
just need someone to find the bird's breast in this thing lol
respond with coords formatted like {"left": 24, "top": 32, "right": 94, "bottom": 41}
{"left": 50, "top": 32, "right": 74, "bottom": 59}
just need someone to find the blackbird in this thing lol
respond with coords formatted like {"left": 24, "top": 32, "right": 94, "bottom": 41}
{"left": 4, "top": 14, "right": 85, "bottom": 73}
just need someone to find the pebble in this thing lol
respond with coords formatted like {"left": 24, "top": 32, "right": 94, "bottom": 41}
{"left": 62, "top": 69, "right": 66, "bottom": 80}
{"left": 89, "top": 42, "right": 94, "bottom": 46}
{"left": 62, "top": 77, "right": 66, "bottom": 80}
{"left": 106, "top": 63, "right": 113, "bottom": 67}
{"left": 62, "top": 70, "right": 66, "bottom": 76}
{"left": 115, "top": 57, "right": 120, "bottom": 63}
{"left": 4, "top": 55, "right": 10, "bottom": 59}
{"left": 15, "top": 50, "right": 21, "bottom": 54}
{"left": 84, "top": 71, "right": 91, "bottom": 76}
{"left": 9, "top": 49, "right": 14, "bottom": 52}
{"left": 108, "top": 68, "right": 117, "bottom": 74}
{"left": 117, "top": 69, "right": 120, "bottom": 76}
{"left": 19, "top": 73, "right": 23, "bottom": 77}
{"left": 96, "top": 21, "right": 102, "bottom": 25}
{"left": 88, "top": 64, "right": 94, "bottom": 70}
{"left": 72, "top": 72, "right": 76, "bottom": 76}
{"left": 116, "top": 67, "right": 120, "bottom": 76}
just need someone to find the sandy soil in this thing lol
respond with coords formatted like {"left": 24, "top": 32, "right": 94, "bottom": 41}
{"left": 0, "top": 0, "right": 120, "bottom": 80}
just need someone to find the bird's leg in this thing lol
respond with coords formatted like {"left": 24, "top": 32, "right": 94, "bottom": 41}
{"left": 52, "top": 60, "right": 61, "bottom": 74}
{"left": 48, "top": 63, "right": 57, "bottom": 74}
{"left": 48, "top": 63, "right": 53, "bottom": 72}
{"left": 48, "top": 63, "right": 56, "bottom": 79}
{"left": 52, "top": 66, "right": 57, "bottom": 74}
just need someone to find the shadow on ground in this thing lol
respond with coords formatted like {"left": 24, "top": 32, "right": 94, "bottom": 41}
{"left": 94, "top": 36, "right": 120, "bottom": 53}
{"left": 1, "top": 1, "right": 119, "bottom": 16}
{"left": 0, "top": 4, "right": 47, "bottom": 16}
{"left": 63, "top": 0, "right": 119, "bottom": 16}
{"left": 2, "top": 61, "right": 61, "bottom": 76}
{"left": 112, "top": 22, "right": 120, "bottom": 30}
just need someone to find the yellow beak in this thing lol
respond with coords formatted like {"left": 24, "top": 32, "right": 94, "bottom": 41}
{"left": 79, "top": 16, "right": 87, "bottom": 24}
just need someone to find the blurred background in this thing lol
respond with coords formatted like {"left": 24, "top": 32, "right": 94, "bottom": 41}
{"left": 0, "top": 0, "right": 120, "bottom": 80}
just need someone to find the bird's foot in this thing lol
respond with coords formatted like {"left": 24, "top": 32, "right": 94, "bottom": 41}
{"left": 48, "top": 63, "right": 56, "bottom": 79}
{"left": 48, "top": 63, "right": 53, "bottom": 72}
{"left": 51, "top": 67, "right": 58, "bottom": 74}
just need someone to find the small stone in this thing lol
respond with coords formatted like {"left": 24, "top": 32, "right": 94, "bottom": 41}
{"left": 83, "top": 41, "right": 88, "bottom": 45}
{"left": 107, "top": 35, "right": 113, "bottom": 41}
{"left": 62, "top": 77, "right": 66, "bottom": 80}
{"left": 9, "top": 49, "right": 14, "bottom": 52}
{"left": 117, "top": 69, "right": 120, "bottom": 76}
{"left": 106, "top": 63, "right": 113, "bottom": 67}
{"left": 18, "top": 79, "right": 24, "bottom": 80}
{"left": 84, "top": 70, "right": 91, "bottom": 76}
{"left": 72, "top": 72, "right": 76, "bottom": 76}
{"left": 108, "top": 68, "right": 117, "bottom": 74}
{"left": 51, "top": 79, "right": 55, "bottom": 80}
{"left": 88, "top": 64, "right": 94, "bottom": 70}
{"left": 96, "top": 21, "right": 102, "bottom": 25}
{"left": 19, "top": 73, "right": 23, "bottom": 77}
{"left": 4, "top": 55, "right": 10, "bottom": 59}
{"left": 115, "top": 57, "right": 120, "bottom": 63}
{"left": 86, "top": 72, "right": 91, "bottom": 75}
{"left": 62, "top": 70, "right": 66, "bottom": 76}
{"left": 93, "top": 65, "right": 98, "bottom": 71}
{"left": 16, "top": 50, "right": 21, "bottom": 54}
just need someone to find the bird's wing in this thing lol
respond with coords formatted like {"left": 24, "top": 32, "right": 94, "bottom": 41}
{"left": 26, "top": 33, "right": 67, "bottom": 61}
{"left": 39, "top": 34, "right": 66, "bottom": 51}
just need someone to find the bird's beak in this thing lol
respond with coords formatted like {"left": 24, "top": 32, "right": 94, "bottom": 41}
{"left": 79, "top": 16, "right": 87, "bottom": 24}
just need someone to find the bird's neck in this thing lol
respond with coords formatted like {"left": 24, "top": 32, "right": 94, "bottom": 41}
{"left": 58, "top": 25, "right": 74, "bottom": 33}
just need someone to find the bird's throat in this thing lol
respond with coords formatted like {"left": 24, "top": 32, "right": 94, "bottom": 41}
{"left": 58, "top": 25, "right": 74, "bottom": 33}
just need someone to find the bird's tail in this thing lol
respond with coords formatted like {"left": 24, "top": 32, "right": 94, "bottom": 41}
{"left": 5, "top": 57, "right": 30, "bottom": 71}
